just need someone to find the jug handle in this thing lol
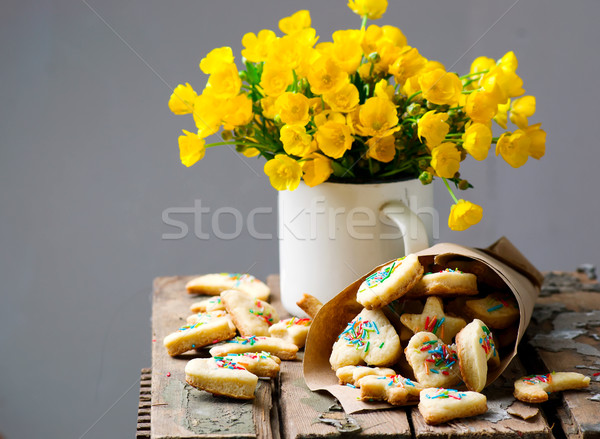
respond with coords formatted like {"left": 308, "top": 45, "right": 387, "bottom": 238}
{"left": 380, "top": 200, "right": 430, "bottom": 255}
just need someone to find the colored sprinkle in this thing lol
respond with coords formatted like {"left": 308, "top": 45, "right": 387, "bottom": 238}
{"left": 425, "top": 388, "right": 466, "bottom": 400}
{"left": 379, "top": 342, "right": 384, "bottom": 349}
{"left": 346, "top": 383, "right": 356, "bottom": 389}
{"left": 192, "top": 344, "right": 196, "bottom": 348}
{"left": 286, "top": 318, "right": 311, "bottom": 327}
{"left": 523, "top": 373, "right": 552, "bottom": 385}
{"left": 593, "top": 372, "right": 600, "bottom": 377}
{"left": 487, "top": 304, "right": 504, "bottom": 312}
{"left": 166, "top": 372, "right": 171, "bottom": 377}
{"left": 359, "top": 260, "right": 402, "bottom": 292}
{"left": 152, "top": 339, "right": 156, "bottom": 342}
{"left": 339, "top": 318, "right": 380, "bottom": 352}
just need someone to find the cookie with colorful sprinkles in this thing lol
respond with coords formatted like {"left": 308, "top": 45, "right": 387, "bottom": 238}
{"left": 268, "top": 317, "right": 312, "bottom": 348}
{"left": 335, "top": 365, "right": 397, "bottom": 386}
{"left": 209, "top": 335, "right": 298, "bottom": 360}
{"left": 404, "top": 332, "right": 462, "bottom": 388}
{"left": 329, "top": 309, "right": 401, "bottom": 371}
{"left": 209, "top": 352, "right": 281, "bottom": 378}
{"left": 400, "top": 296, "right": 467, "bottom": 345}
{"left": 359, "top": 374, "right": 423, "bottom": 405}
{"left": 356, "top": 254, "right": 424, "bottom": 310}
{"left": 407, "top": 268, "right": 478, "bottom": 298}
{"left": 185, "top": 357, "right": 259, "bottom": 400}
{"left": 186, "top": 310, "right": 236, "bottom": 332}
{"left": 186, "top": 272, "right": 270, "bottom": 301}
{"left": 514, "top": 372, "right": 590, "bottom": 403}
{"left": 418, "top": 387, "right": 488, "bottom": 425}
{"left": 190, "top": 296, "right": 226, "bottom": 313}
{"left": 455, "top": 319, "right": 500, "bottom": 392}
{"left": 164, "top": 311, "right": 237, "bottom": 356}
{"left": 221, "top": 289, "right": 279, "bottom": 337}
{"left": 465, "top": 292, "right": 519, "bottom": 329}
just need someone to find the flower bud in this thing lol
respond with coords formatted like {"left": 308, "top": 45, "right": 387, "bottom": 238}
{"left": 406, "top": 103, "right": 422, "bottom": 117}
{"left": 419, "top": 171, "right": 433, "bottom": 185}
{"left": 221, "top": 130, "right": 233, "bottom": 141}
{"left": 239, "top": 70, "right": 247, "bottom": 81}
{"left": 458, "top": 179, "right": 470, "bottom": 190}
{"left": 368, "top": 52, "right": 381, "bottom": 63}
{"left": 418, "top": 159, "right": 429, "bottom": 170}
{"left": 273, "top": 115, "right": 282, "bottom": 124}
{"left": 234, "top": 126, "right": 247, "bottom": 137}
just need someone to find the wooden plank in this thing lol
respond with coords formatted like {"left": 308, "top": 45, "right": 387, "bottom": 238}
{"left": 525, "top": 274, "right": 600, "bottom": 439}
{"left": 151, "top": 276, "right": 273, "bottom": 439}
{"left": 410, "top": 356, "right": 552, "bottom": 438}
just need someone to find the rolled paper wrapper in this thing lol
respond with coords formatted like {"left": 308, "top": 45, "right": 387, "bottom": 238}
{"left": 303, "top": 236, "right": 542, "bottom": 414}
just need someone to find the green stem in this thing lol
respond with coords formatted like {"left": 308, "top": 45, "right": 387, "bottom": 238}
{"left": 361, "top": 15, "right": 368, "bottom": 31}
{"left": 459, "top": 70, "right": 489, "bottom": 80}
{"left": 404, "top": 91, "right": 422, "bottom": 109}
{"left": 461, "top": 89, "right": 477, "bottom": 95}
{"left": 443, "top": 177, "right": 459, "bottom": 204}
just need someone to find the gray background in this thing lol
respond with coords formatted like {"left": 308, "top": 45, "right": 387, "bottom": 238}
{"left": 1, "top": 0, "right": 598, "bottom": 437}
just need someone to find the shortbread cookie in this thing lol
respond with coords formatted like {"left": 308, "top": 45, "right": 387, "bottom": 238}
{"left": 405, "top": 332, "right": 461, "bottom": 388}
{"left": 446, "top": 259, "right": 506, "bottom": 289}
{"left": 336, "top": 365, "right": 396, "bottom": 386}
{"left": 356, "top": 254, "right": 424, "bottom": 310}
{"left": 185, "top": 358, "right": 258, "bottom": 399}
{"left": 465, "top": 293, "right": 519, "bottom": 329}
{"left": 296, "top": 293, "right": 323, "bottom": 318}
{"left": 190, "top": 296, "right": 226, "bottom": 313}
{"left": 186, "top": 273, "right": 270, "bottom": 301}
{"left": 164, "top": 312, "right": 237, "bottom": 356}
{"left": 514, "top": 372, "right": 591, "bottom": 403}
{"left": 268, "top": 317, "right": 311, "bottom": 348}
{"left": 212, "top": 352, "right": 281, "bottom": 378}
{"left": 330, "top": 309, "right": 401, "bottom": 371}
{"left": 418, "top": 388, "right": 487, "bottom": 425}
{"left": 221, "top": 289, "right": 279, "bottom": 337}
{"left": 400, "top": 296, "right": 467, "bottom": 345}
{"left": 186, "top": 310, "right": 236, "bottom": 333}
{"left": 455, "top": 319, "right": 500, "bottom": 392}
{"left": 360, "top": 375, "right": 423, "bottom": 405}
{"left": 209, "top": 336, "right": 298, "bottom": 360}
{"left": 408, "top": 269, "right": 478, "bottom": 298}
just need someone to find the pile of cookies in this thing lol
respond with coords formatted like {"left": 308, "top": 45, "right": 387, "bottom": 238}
{"left": 327, "top": 254, "right": 590, "bottom": 425}
{"left": 163, "top": 272, "right": 320, "bottom": 400}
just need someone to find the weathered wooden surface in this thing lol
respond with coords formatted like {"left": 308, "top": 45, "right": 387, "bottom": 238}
{"left": 151, "top": 276, "right": 273, "bottom": 439}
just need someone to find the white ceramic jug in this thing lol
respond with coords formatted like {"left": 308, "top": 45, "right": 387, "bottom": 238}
{"left": 278, "top": 178, "right": 436, "bottom": 315}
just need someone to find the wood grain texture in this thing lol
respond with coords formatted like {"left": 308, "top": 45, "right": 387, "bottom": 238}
{"left": 151, "top": 275, "right": 273, "bottom": 439}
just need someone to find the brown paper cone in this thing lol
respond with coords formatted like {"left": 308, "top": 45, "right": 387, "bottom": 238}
{"left": 303, "top": 237, "right": 541, "bottom": 414}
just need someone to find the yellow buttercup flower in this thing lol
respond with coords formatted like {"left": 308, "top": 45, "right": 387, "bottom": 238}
{"left": 465, "top": 91, "right": 498, "bottom": 124}
{"left": 509, "top": 95, "right": 536, "bottom": 129}
{"left": 498, "top": 51, "right": 518, "bottom": 72}
{"left": 261, "top": 96, "right": 278, "bottom": 119}
{"left": 523, "top": 123, "right": 546, "bottom": 160}
{"left": 199, "top": 47, "right": 234, "bottom": 74}
{"left": 331, "top": 29, "right": 363, "bottom": 74}
{"left": 389, "top": 46, "right": 427, "bottom": 85}
{"left": 314, "top": 121, "right": 353, "bottom": 159}
{"left": 417, "top": 111, "right": 450, "bottom": 148}
{"left": 279, "top": 10, "right": 311, "bottom": 35}
{"left": 381, "top": 25, "right": 407, "bottom": 48}
{"left": 448, "top": 199, "right": 483, "bottom": 231}
{"left": 348, "top": 0, "right": 388, "bottom": 19}
{"left": 193, "top": 94, "right": 224, "bottom": 138}
{"left": 275, "top": 92, "right": 310, "bottom": 126}
{"left": 168, "top": 83, "right": 197, "bottom": 115}
{"left": 269, "top": 29, "right": 318, "bottom": 71}
{"left": 222, "top": 94, "right": 253, "bottom": 129}
{"left": 205, "top": 63, "right": 242, "bottom": 99}
{"left": 302, "top": 153, "right": 333, "bottom": 187}
{"left": 430, "top": 142, "right": 460, "bottom": 178}
{"left": 403, "top": 60, "right": 444, "bottom": 97}
{"left": 323, "top": 83, "right": 360, "bottom": 113}
{"left": 482, "top": 66, "right": 524, "bottom": 103}
{"left": 241, "top": 147, "right": 260, "bottom": 158}
{"left": 264, "top": 154, "right": 303, "bottom": 191}
{"left": 419, "top": 69, "right": 462, "bottom": 106}
{"left": 372, "top": 41, "right": 405, "bottom": 74}
{"left": 358, "top": 96, "right": 399, "bottom": 137}
{"left": 495, "top": 130, "right": 531, "bottom": 168}
{"left": 366, "top": 135, "right": 396, "bottom": 163}
{"left": 374, "top": 79, "right": 395, "bottom": 100}
{"left": 494, "top": 99, "right": 510, "bottom": 129}
{"left": 307, "top": 55, "right": 348, "bottom": 95}
{"left": 462, "top": 123, "right": 492, "bottom": 161}
{"left": 241, "top": 30, "right": 277, "bottom": 63}
{"left": 178, "top": 130, "right": 206, "bottom": 167}
{"left": 280, "top": 124, "right": 314, "bottom": 157}
{"left": 470, "top": 56, "right": 495, "bottom": 75}
{"left": 260, "top": 62, "right": 293, "bottom": 97}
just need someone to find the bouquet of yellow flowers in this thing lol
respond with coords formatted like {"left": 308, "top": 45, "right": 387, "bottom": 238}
{"left": 168, "top": 0, "right": 546, "bottom": 231}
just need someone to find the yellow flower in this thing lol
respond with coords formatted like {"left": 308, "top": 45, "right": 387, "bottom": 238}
{"left": 323, "top": 83, "right": 360, "bottom": 113}
{"left": 168, "top": 83, "right": 197, "bottom": 115}
{"left": 430, "top": 142, "right": 461, "bottom": 178}
{"left": 222, "top": 94, "right": 254, "bottom": 129}
{"left": 419, "top": 69, "right": 462, "bottom": 106}
{"left": 330, "top": 29, "right": 363, "bottom": 74}
{"left": 302, "top": 154, "right": 333, "bottom": 187}
{"left": 509, "top": 95, "right": 536, "bottom": 129}
{"left": 278, "top": 10, "right": 311, "bottom": 35}
{"left": 307, "top": 55, "right": 348, "bottom": 95}
{"left": 448, "top": 199, "right": 483, "bottom": 231}
{"left": 269, "top": 29, "right": 318, "bottom": 71}
{"left": 193, "top": 94, "right": 223, "bottom": 138}
{"left": 178, "top": 130, "right": 206, "bottom": 167}
{"left": 264, "top": 154, "right": 303, "bottom": 191}
{"left": 389, "top": 46, "right": 427, "bottom": 85}
{"left": 462, "top": 123, "right": 492, "bottom": 161}
{"left": 494, "top": 99, "right": 511, "bottom": 129}
{"left": 261, "top": 96, "right": 278, "bottom": 119}
{"left": 241, "top": 147, "right": 260, "bottom": 158}
{"left": 275, "top": 92, "right": 310, "bottom": 126}
{"left": 358, "top": 96, "right": 399, "bottom": 137}
{"left": 205, "top": 63, "right": 242, "bottom": 99}
{"left": 524, "top": 123, "right": 546, "bottom": 160}
{"left": 372, "top": 41, "right": 405, "bottom": 74}
{"left": 374, "top": 79, "right": 395, "bottom": 100}
{"left": 366, "top": 135, "right": 396, "bottom": 163}
{"left": 199, "top": 47, "right": 234, "bottom": 74}
{"left": 381, "top": 25, "right": 407, "bottom": 48}
{"left": 482, "top": 66, "right": 524, "bottom": 103}
{"left": 280, "top": 125, "right": 314, "bottom": 157}
{"left": 498, "top": 51, "right": 518, "bottom": 72}
{"left": 314, "top": 121, "right": 353, "bottom": 159}
{"left": 260, "top": 62, "right": 293, "bottom": 97}
{"left": 361, "top": 25, "right": 406, "bottom": 57}
{"left": 465, "top": 91, "right": 498, "bottom": 123}
{"left": 241, "top": 30, "right": 277, "bottom": 63}
{"left": 495, "top": 130, "right": 531, "bottom": 168}
{"left": 347, "top": 0, "right": 388, "bottom": 19}
{"left": 417, "top": 111, "right": 450, "bottom": 148}
{"left": 470, "top": 56, "right": 495, "bottom": 75}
